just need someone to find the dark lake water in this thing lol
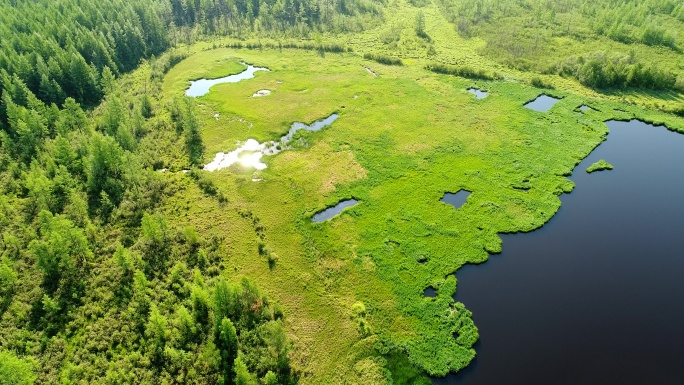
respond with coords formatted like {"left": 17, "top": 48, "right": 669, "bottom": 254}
{"left": 435, "top": 119, "right": 684, "bottom": 385}
{"left": 312, "top": 199, "right": 358, "bottom": 223}
{"left": 467, "top": 88, "right": 488, "bottom": 99}
{"left": 524, "top": 94, "right": 561, "bottom": 112}
{"left": 185, "top": 64, "right": 268, "bottom": 97}
{"left": 424, "top": 287, "right": 438, "bottom": 297}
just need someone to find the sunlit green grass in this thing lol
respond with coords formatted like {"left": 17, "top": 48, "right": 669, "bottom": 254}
{"left": 156, "top": 15, "right": 684, "bottom": 383}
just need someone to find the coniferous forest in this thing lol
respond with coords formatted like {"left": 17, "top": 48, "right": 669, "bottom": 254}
{"left": 0, "top": 0, "right": 380, "bottom": 383}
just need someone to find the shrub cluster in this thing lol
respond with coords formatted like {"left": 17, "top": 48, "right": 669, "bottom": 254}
{"left": 554, "top": 52, "right": 678, "bottom": 91}
{"left": 188, "top": 169, "right": 228, "bottom": 204}
{"left": 221, "top": 40, "right": 350, "bottom": 53}
{"left": 530, "top": 76, "right": 554, "bottom": 89}
{"left": 425, "top": 63, "right": 498, "bottom": 80}
{"left": 363, "top": 53, "right": 404, "bottom": 66}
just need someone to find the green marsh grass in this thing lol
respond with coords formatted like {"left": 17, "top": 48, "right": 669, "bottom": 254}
{"left": 148, "top": 18, "right": 684, "bottom": 383}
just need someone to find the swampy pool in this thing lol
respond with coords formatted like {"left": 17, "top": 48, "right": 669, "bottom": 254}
{"left": 436, "top": 119, "right": 684, "bottom": 385}
{"left": 441, "top": 190, "right": 471, "bottom": 209}
{"left": 186, "top": 64, "right": 268, "bottom": 97}
{"left": 524, "top": 94, "right": 560, "bottom": 112}
{"left": 467, "top": 88, "right": 488, "bottom": 99}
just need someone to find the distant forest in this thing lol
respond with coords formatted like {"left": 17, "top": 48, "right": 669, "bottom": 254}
{"left": 435, "top": 0, "right": 684, "bottom": 91}
{"left": 0, "top": 0, "right": 382, "bottom": 110}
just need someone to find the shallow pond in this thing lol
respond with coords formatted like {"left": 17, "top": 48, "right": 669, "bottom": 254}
{"left": 579, "top": 105, "right": 593, "bottom": 112}
{"left": 186, "top": 64, "right": 269, "bottom": 97}
{"left": 524, "top": 94, "right": 561, "bottom": 112}
{"left": 441, "top": 190, "right": 471, "bottom": 209}
{"left": 424, "top": 287, "right": 437, "bottom": 298}
{"left": 467, "top": 88, "right": 488, "bottom": 99}
{"left": 435, "top": 119, "right": 684, "bottom": 385}
{"left": 312, "top": 199, "right": 359, "bottom": 223}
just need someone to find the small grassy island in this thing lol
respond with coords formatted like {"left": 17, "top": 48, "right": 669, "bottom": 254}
{"left": 587, "top": 160, "right": 614, "bottom": 173}
{"left": 1, "top": 0, "right": 684, "bottom": 384}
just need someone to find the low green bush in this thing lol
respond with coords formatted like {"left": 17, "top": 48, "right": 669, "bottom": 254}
{"left": 364, "top": 53, "right": 403, "bottom": 66}
{"left": 425, "top": 63, "right": 497, "bottom": 80}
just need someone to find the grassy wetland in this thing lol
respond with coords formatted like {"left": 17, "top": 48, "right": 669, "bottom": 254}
{"left": 1, "top": 0, "right": 684, "bottom": 384}
{"left": 154, "top": 42, "right": 682, "bottom": 382}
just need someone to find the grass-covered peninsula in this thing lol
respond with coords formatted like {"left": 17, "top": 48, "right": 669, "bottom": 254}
{"left": 586, "top": 160, "right": 614, "bottom": 173}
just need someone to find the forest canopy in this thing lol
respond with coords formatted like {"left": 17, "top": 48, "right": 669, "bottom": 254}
{"left": 0, "top": 0, "right": 387, "bottom": 382}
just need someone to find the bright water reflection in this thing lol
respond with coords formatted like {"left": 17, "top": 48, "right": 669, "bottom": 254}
{"left": 186, "top": 64, "right": 269, "bottom": 97}
{"left": 204, "top": 114, "right": 339, "bottom": 171}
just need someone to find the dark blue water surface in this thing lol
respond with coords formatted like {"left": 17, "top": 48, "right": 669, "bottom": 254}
{"left": 436, "top": 119, "right": 684, "bottom": 385}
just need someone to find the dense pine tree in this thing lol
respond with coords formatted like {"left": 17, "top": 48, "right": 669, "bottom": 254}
{"left": 0, "top": 1, "right": 340, "bottom": 378}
